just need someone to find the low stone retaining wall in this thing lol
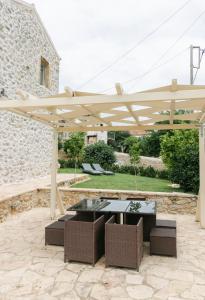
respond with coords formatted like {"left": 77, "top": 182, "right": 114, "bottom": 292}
{"left": 0, "top": 187, "right": 197, "bottom": 222}
{"left": 60, "top": 188, "right": 197, "bottom": 215}
{"left": 0, "top": 175, "right": 88, "bottom": 222}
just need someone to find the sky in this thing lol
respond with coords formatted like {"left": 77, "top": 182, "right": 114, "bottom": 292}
{"left": 26, "top": 0, "right": 205, "bottom": 94}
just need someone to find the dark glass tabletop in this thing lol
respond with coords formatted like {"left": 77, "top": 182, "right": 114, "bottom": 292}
{"left": 67, "top": 199, "right": 156, "bottom": 215}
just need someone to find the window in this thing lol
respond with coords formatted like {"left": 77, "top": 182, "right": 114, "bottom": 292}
{"left": 87, "top": 135, "right": 97, "bottom": 144}
{"left": 40, "top": 57, "right": 50, "bottom": 88}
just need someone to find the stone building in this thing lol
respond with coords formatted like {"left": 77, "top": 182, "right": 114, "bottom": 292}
{"left": 0, "top": 0, "right": 60, "bottom": 184}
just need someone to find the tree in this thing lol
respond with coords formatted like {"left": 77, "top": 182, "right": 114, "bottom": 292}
{"left": 139, "top": 131, "right": 170, "bottom": 157}
{"left": 129, "top": 142, "right": 141, "bottom": 189}
{"left": 160, "top": 129, "right": 199, "bottom": 193}
{"left": 83, "top": 141, "right": 116, "bottom": 169}
{"left": 123, "top": 136, "right": 139, "bottom": 153}
{"left": 108, "top": 131, "right": 130, "bottom": 152}
{"left": 63, "top": 132, "right": 85, "bottom": 172}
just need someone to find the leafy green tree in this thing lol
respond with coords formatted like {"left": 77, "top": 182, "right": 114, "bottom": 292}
{"left": 129, "top": 142, "right": 141, "bottom": 189}
{"left": 108, "top": 131, "right": 130, "bottom": 152}
{"left": 63, "top": 132, "right": 85, "bottom": 172}
{"left": 83, "top": 141, "right": 116, "bottom": 169}
{"left": 139, "top": 131, "right": 171, "bottom": 157}
{"left": 123, "top": 136, "right": 139, "bottom": 153}
{"left": 160, "top": 129, "right": 199, "bottom": 193}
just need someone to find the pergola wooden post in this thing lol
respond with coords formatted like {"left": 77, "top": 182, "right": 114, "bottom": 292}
{"left": 199, "top": 125, "right": 205, "bottom": 228}
{"left": 50, "top": 129, "right": 58, "bottom": 219}
{"left": 50, "top": 129, "right": 65, "bottom": 219}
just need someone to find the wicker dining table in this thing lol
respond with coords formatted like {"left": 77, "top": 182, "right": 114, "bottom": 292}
{"left": 67, "top": 198, "right": 156, "bottom": 241}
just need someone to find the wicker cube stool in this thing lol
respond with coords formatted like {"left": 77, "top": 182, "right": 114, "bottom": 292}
{"left": 45, "top": 221, "right": 64, "bottom": 246}
{"left": 64, "top": 214, "right": 105, "bottom": 265}
{"left": 105, "top": 215, "right": 143, "bottom": 270}
{"left": 58, "top": 214, "right": 74, "bottom": 222}
{"left": 150, "top": 227, "right": 177, "bottom": 257}
{"left": 156, "top": 219, "right": 176, "bottom": 229}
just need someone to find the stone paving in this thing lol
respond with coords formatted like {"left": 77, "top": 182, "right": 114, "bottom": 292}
{"left": 0, "top": 208, "right": 205, "bottom": 300}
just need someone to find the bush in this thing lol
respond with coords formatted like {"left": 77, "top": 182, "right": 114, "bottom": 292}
{"left": 63, "top": 133, "right": 85, "bottom": 169}
{"left": 123, "top": 136, "right": 139, "bottom": 153}
{"left": 83, "top": 141, "right": 116, "bottom": 169}
{"left": 138, "top": 166, "right": 157, "bottom": 178}
{"left": 157, "top": 169, "right": 170, "bottom": 180}
{"left": 58, "top": 159, "right": 81, "bottom": 168}
{"left": 160, "top": 129, "right": 199, "bottom": 193}
{"left": 111, "top": 164, "right": 138, "bottom": 175}
{"left": 108, "top": 131, "right": 130, "bottom": 152}
{"left": 139, "top": 131, "right": 171, "bottom": 157}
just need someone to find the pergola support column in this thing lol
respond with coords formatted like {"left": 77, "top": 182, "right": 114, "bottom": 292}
{"left": 199, "top": 125, "right": 205, "bottom": 228}
{"left": 50, "top": 129, "right": 58, "bottom": 219}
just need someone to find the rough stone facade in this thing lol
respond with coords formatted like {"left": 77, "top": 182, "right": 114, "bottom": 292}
{"left": 0, "top": 0, "right": 60, "bottom": 184}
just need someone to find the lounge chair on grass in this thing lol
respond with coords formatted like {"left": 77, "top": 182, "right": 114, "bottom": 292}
{"left": 92, "top": 163, "right": 114, "bottom": 175}
{"left": 82, "top": 163, "right": 102, "bottom": 175}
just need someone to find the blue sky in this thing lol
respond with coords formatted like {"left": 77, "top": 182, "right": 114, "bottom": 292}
{"left": 26, "top": 0, "right": 205, "bottom": 93}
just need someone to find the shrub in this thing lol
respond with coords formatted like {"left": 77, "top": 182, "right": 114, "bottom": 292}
{"left": 63, "top": 132, "right": 85, "bottom": 171}
{"left": 83, "top": 141, "right": 116, "bottom": 169}
{"left": 123, "top": 136, "right": 139, "bottom": 153}
{"left": 157, "top": 169, "right": 170, "bottom": 180}
{"left": 108, "top": 131, "right": 130, "bottom": 152}
{"left": 139, "top": 166, "right": 157, "bottom": 178}
{"left": 160, "top": 129, "right": 199, "bottom": 193}
{"left": 58, "top": 159, "right": 82, "bottom": 168}
{"left": 139, "top": 131, "right": 170, "bottom": 157}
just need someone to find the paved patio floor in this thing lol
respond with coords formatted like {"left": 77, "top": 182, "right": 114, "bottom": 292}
{"left": 0, "top": 208, "right": 205, "bottom": 300}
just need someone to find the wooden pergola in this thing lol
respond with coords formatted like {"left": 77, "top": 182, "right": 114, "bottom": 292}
{"left": 0, "top": 79, "right": 205, "bottom": 227}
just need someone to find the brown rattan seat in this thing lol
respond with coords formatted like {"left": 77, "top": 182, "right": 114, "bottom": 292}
{"left": 156, "top": 219, "right": 176, "bottom": 229}
{"left": 126, "top": 197, "right": 146, "bottom": 201}
{"left": 150, "top": 227, "right": 177, "bottom": 257}
{"left": 105, "top": 215, "right": 143, "bottom": 270}
{"left": 64, "top": 214, "right": 105, "bottom": 266}
{"left": 124, "top": 213, "right": 156, "bottom": 241}
{"left": 100, "top": 196, "right": 119, "bottom": 200}
{"left": 45, "top": 221, "right": 64, "bottom": 246}
{"left": 58, "top": 214, "right": 74, "bottom": 222}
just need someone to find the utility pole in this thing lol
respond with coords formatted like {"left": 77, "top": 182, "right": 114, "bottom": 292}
{"left": 190, "top": 45, "right": 204, "bottom": 85}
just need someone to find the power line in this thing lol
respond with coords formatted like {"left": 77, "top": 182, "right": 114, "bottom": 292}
{"left": 125, "top": 8, "right": 205, "bottom": 91}
{"left": 127, "top": 48, "right": 189, "bottom": 92}
{"left": 77, "top": 0, "right": 192, "bottom": 90}
{"left": 100, "top": 47, "right": 188, "bottom": 94}
{"left": 100, "top": 7, "right": 205, "bottom": 94}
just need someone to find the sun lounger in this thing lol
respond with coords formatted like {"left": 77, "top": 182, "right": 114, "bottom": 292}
{"left": 82, "top": 163, "right": 102, "bottom": 175}
{"left": 92, "top": 163, "right": 114, "bottom": 175}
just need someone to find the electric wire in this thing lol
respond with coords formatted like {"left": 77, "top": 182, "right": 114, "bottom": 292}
{"left": 100, "top": 47, "right": 188, "bottom": 94}
{"left": 126, "top": 8, "right": 205, "bottom": 92}
{"left": 77, "top": 0, "right": 192, "bottom": 90}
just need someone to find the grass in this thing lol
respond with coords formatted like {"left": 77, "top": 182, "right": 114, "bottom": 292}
{"left": 59, "top": 168, "right": 183, "bottom": 193}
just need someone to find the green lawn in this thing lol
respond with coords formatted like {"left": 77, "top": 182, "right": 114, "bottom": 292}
{"left": 59, "top": 168, "right": 183, "bottom": 193}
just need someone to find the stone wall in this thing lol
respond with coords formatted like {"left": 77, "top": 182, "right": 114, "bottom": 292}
{"left": 115, "top": 152, "right": 166, "bottom": 171}
{"left": 139, "top": 156, "right": 166, "bottom": 171}
{"left": 0, "top": 0, "right": 60, "bottom": 184}
{"left": 60, "top": 188, "right": 197, "bottom": 215}
{"left": 0, "top": 187, "right": 197, "bottom": 222}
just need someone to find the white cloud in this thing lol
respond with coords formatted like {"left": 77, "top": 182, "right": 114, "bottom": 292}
{"left": 26, "top": 0, "right": 205, "bottom": 93}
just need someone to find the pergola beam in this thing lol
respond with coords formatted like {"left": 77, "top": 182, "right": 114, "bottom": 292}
{"left": 2, "top": 89, "right": 205, "bottom": 110}
{"left": 57, "top": 123, "right": 198, "bottom": 133}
